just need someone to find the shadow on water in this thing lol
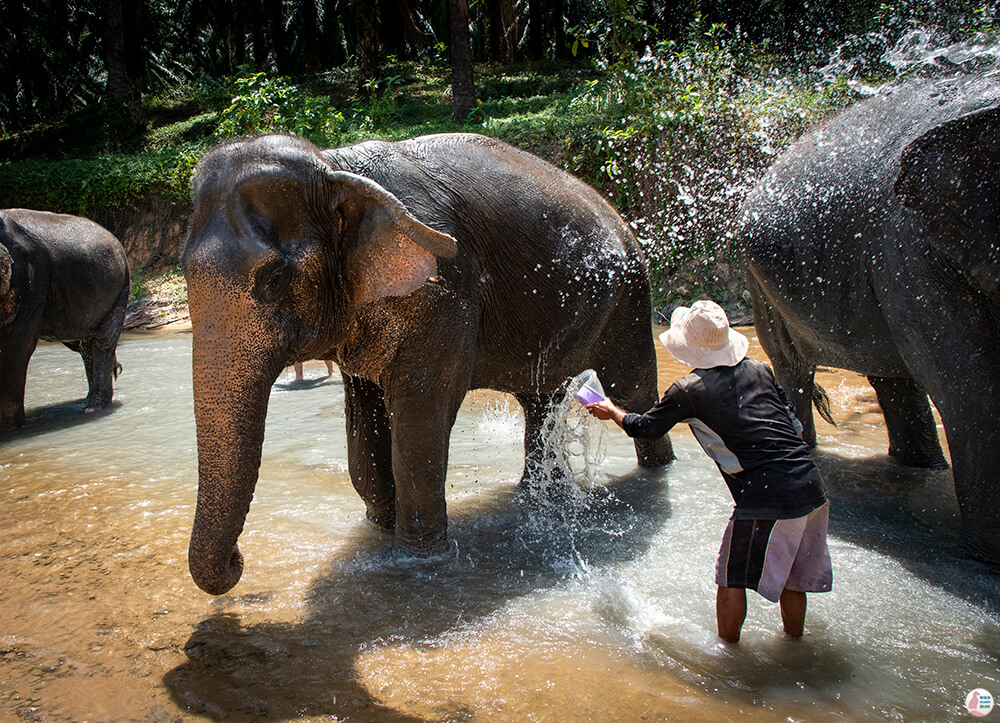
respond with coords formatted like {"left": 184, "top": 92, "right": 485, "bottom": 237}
{"left": 816, "top": 450, "right": 1000, "bottom": 616}
{"left": 272, "top": 377, "right": 339, "bottom": 392}
{"left": 0, "top": 399, "right": 122, "bottom": 447}
{"left": 164, "top": 468, "right": 672, "bottom": 721}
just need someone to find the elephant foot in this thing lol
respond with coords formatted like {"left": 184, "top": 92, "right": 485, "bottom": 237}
{"left": 518, "top": 460, "right": 567, "bottom": 489}
{"left": 365, "top": 511, "right": 395, "bottom": 531}
{"left": 392, "top": 534, "right": 449, "bottom": 559}
{"left": 84, "top": 395, "right": 113, "bottom": 414}
{"left": 0, "top": 411, "right": 25, "bottom": 429}
{"left": 636, "top": 437, "right": 675, "bottom": 468}
{"left": 960, "top": 534, "right": 1000, "bottom": 572}
{"left": 889, "top": 448, "right": 949, "bottom": 470}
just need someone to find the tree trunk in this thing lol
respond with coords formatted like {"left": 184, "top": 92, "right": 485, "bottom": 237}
{"left": 264, "top": 0, "right": 291, "bottom": 73}
{"left": 449, "top": 0, "right": 474, "bottom": 122}
{"left": 356, "top": 0, "right": 381, "bottom": 80}
{"left": 0, "top": 0, "right": 25, "bottom": 129}
{"left": 102, "top": 0, "right": 145, "bottom": 145}
{"left": 322, "top": 0, "right": 348, "bottom": 67}
{"left": 299, "top": 0, "right": 323, "bottom": 71}
{"left": 527, "top": 0, "right": 543, "bottom": 60}
{"left": 553, "top": 0, "right": 568, "bottom": 60}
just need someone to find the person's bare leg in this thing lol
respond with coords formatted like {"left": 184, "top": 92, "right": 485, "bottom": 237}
{"left": 779, "top": 588, "right": 807, "bottom": 638}
{"left": 717, "top": 586, "right": 747, "bottom": 643}
{"left": 294, "top": 362, "right": 304, "bottom": 381}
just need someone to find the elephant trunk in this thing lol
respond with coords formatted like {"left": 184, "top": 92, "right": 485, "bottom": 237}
{"left": 187, "top": 328, "right": 284, "bottom": 595}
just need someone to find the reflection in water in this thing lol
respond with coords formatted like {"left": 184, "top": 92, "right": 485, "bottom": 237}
{"left": 1, "top": 328, "right": 998, "bottom": 721}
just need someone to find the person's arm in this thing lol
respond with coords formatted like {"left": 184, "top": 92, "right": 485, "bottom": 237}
{"left": 585, "top": 381, "right": 692, "bottom": 439}
{"left": 585, "top": 398, "right": 628, "bottom": 428}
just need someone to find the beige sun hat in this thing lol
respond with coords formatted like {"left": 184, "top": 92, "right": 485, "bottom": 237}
{"left": 658, "top": 300, "right": 749, "bottom": 369}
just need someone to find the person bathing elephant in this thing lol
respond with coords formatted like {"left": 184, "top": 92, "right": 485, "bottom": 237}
{"left": 740, "top": 73, "right": 1000, "bottom": 568}
{"left": 182, "top": 132, "right": 674, "bottom": 595}
{"left": 0, "top": 209, "right": 129, "bottom": 429}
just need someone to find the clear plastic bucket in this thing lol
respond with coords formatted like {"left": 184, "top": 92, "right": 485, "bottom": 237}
{"left": 573, "top": 369, "right": 606, "bottom": 405}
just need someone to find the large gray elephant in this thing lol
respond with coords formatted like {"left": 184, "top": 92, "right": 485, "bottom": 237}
{"left": 740, "top": 74, "right": 1000, "bottom": 567}
{"left": 181, "top": 133, "right": 674, "bottom": 595}
{"left": 1, "top": 209, "right": 129, "bottom": 428}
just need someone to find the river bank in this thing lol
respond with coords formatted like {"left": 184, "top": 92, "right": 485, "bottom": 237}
{"left": 123, "top": 265, "right": 754, "bottom": 333}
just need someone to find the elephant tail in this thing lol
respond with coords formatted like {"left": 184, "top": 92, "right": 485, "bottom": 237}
{"left": 813, "top": 383, "right": 836, "bottom": 427}
{"left": 113, "top": 354, "right": 122, "bottom": 380}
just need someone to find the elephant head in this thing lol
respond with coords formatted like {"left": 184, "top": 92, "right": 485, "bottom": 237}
{"left": 181, "top": 135, "right": 457, "bottom": 595}
{"left": 895, "top": 105, "right": 1000, "bottom": 302}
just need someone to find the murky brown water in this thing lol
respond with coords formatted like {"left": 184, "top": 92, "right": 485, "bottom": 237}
{"left": 1, "top": 327, "right": 997, "bottom": 722}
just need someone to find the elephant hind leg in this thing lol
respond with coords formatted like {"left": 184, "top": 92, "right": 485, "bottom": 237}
{"left": 82, "top": 283, "right": 128, "bottom": 412}
{"left": 747, "top": 274, "right": 820, "bottom": 446}
{"left": 867, "top": 375, "right": 948, "bottom": 469}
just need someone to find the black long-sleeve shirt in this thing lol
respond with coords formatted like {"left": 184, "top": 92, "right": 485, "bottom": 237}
{"left": 622, "top": 358, "right": 827, "bottom": 520}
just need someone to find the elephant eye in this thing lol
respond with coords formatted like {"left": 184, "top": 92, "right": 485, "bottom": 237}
{"left": 256, "top": 260, "right": 293, "bottom": 304}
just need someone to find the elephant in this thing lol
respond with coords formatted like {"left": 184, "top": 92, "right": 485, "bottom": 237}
{"left": 0, "top": 209, "right": 129, "bottom": 428}
{"left": 181, "top": 132, "right": 674, "bottom": 595}
{"left": 740, "top": 73, "right": 1000, "bottom": 568}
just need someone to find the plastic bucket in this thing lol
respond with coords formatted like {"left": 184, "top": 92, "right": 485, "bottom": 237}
{"left": 574, "top": 383, "right": 605, "bottom": 405}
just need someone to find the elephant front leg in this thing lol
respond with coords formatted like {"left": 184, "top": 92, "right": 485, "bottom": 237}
{"left": 343, "top": 374, "right": 396, "bottom": 530}
{"left": 947, "top": 424, "right": 1000, "bottom": 570}
{"left": 386, "top": 391, "right": 463, "bottom": 558}
{"left": 867, "top": 375, "right": 948, "bottom": 469}
{"left": 516, "top": 392, "right": 563, "bottom": 486}
{"left": 0, "top": 335, "right": 36, "bottom": 428}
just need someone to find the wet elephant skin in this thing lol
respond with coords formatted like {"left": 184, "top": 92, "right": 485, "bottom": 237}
{"left": 181, "top": 132, "right": 674, "bottom": 595}
{"left": 0, "top": 209, "right": 129, "bottom": 429}
{"left": 740, "top": 74, "right": 1000, "bottom": 568}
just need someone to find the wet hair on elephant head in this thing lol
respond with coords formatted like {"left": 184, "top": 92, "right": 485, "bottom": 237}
{"left": 181, "top": 132, "right": 675, "bottom": 595}
{"left": 0, "top": 209, "right": 129, "bottom": 430}
{"left": 740, "top": 73, "right": 1000, "bottom": 570}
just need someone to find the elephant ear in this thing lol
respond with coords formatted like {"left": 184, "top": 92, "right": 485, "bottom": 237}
{"left": 325, "top": 170, "right": 458, "bottom": 310}
{"left": 894, "top": 105, "right": 1000, "bottom": 296}
{"left": 0, "top": 215, "right": 14, "bottom": 298}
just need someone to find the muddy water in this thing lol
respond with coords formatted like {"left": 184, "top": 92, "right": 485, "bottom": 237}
{"left": 1, "top": 327, "right": 998, "bottom": 722}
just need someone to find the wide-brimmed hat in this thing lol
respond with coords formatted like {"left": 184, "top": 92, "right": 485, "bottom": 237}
{"left": 658, "top": 300, "right": 748, "bottom": 369}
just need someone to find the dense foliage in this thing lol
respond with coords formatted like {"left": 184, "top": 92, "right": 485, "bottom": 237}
{"left": 2, "top": 0, "right": 997, "bottom": 307}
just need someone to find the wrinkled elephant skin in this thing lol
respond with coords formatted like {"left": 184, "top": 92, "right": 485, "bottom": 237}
{"left": 0, "top": 209, "right": 129, "bottom": 428}
{"left": 741, "top": 74, "right": 1000, "bottom": 568}
{"left": 182, "top": 133, "right": 674, "bottom": 595}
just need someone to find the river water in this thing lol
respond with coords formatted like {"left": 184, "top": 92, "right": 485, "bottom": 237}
{"left": 1, "top": 327, "right": 997, "bottom": 722}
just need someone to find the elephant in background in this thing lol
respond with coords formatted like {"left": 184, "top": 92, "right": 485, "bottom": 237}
{"left": 182, "top": 132, "right": 674, "bottom": 595}
{"left": 0, "top": 209, "right": 129, "bottom": 428}
{"left": 740, "top": 74, "right": 1000, "bottom": 567}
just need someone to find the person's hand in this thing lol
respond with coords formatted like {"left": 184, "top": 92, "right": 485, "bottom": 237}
{"left": 585, "top": 398, "right": 624, "bottom": 425}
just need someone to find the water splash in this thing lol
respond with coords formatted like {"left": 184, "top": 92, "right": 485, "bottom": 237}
{"left": 514, "top": 370, "right": 641, "bottom": 573}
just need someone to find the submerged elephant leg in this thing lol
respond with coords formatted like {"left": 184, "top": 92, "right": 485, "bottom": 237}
{"left": 385, "top": 386, "right": 465, "bottom": 557}
{"left": 0, "top": 337, "right": 35, "bottom": 428}
{"left": 84, "top": 338, "right": 120, "bottom": 412}
{"left": 84, "top": 293, "right": 126, "bottom": 412}
{"left": 867, "top": 375, "right": 948, "bottom": 469}
{"left": 343, "top": 373, "right": 396, "bottom": 529}
{"left": 516, "top": 392, "right": 563, "bottom": 486}
{"left": 588, "top": 286, "right": 674, "bottom": 467}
